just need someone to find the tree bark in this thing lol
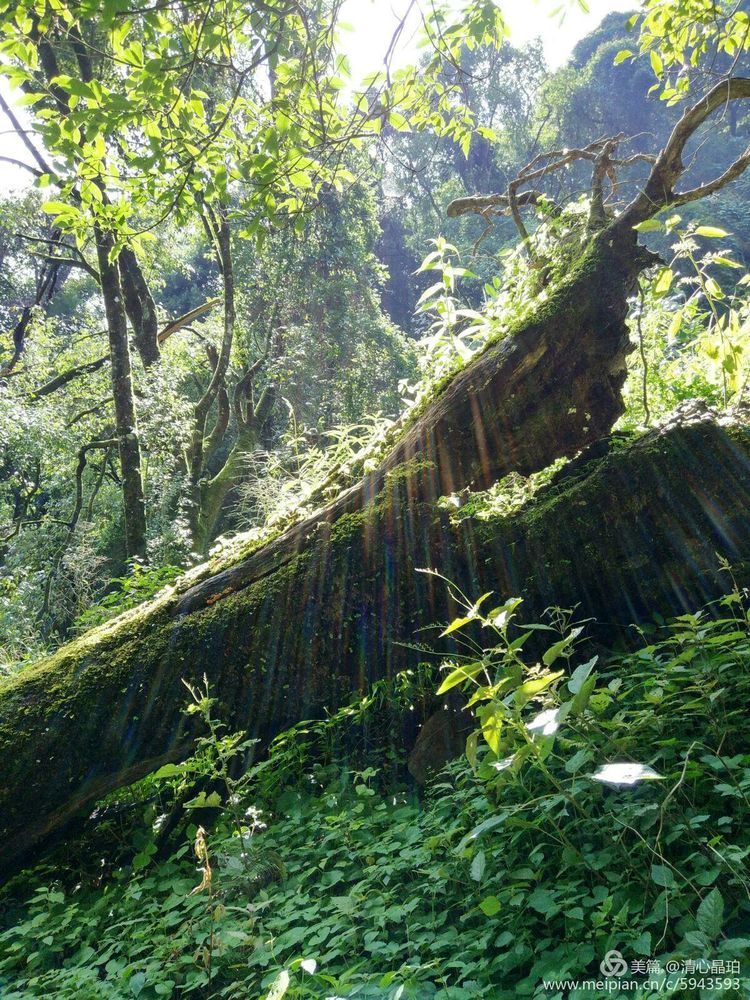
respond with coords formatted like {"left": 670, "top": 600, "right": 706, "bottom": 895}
{"left": 3, "top": 229, "right": 749, "bottom": 879}
{"left": 95, "top": 228, "right": 148, "bottom": 559}
{"left": 195, "top": 381, "right": 278, "bottom": 553}
{"left": 187, "top": 206, "right": 238, "bottom": 549}
{"left": 118, "top": 246, "right": 160, "bottom": 368}
{"left": 195, "top": 428, "right": 258, "bottom": 553}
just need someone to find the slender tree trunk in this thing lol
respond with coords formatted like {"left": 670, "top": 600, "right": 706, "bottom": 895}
{"left": 195, "top": 428, "right": 259, "bottom": 553}
{"left": 95, "top": 228, "right": 148, "bottom": 559}
{"left": 195, "top": 378, "right": 278, "bottom": 552}
{"left": 187, "top": 207, "right": 236, "bottom": 549}
{"left": 118, "top": 246, "right": 161, "bottom": 368}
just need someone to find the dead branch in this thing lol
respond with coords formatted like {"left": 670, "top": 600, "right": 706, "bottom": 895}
{"left": 157, "top": 298, "right": 221, "bottom": 344}
{"left": 449, "top": 80, "right": 750, "bottom": 247}
{"left": 447, "top": 189, "right": 548, "bottom": 219}
{"left": 617, "top": 76, "right": 750, "bottom": 228}
{"left": 447, "top": 135, "right": 633, "bottom": 249}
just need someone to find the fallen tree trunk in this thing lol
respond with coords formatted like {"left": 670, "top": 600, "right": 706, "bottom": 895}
{"left": 0, "top": 230, "right": 747, "bottom": 880}
{"left": 6, "top": 76, "right": 750, "bottom": 879}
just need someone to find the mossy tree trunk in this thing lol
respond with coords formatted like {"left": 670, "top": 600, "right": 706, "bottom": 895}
{"left": 5, "top": 79, "right": 750, "bottom": 878}
{"left": 118, "top": 246, "right": 161, "bottom": 369}
{"left": 4, "top": 228, "right": 748, "bottom": 879}
{"left": 2, "top": 406, "right": 749, "bottom": 880}
{"left": 194, "top": 381, "right": 277, "bottom": 554}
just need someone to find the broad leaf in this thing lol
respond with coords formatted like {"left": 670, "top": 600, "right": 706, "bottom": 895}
{"left": 437, "top": 661, "right": 485, "bottom": 694}
{"left": 696, "top": 887, "right": 724, "bottom": 939}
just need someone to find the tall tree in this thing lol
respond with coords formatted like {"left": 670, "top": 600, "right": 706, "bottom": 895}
{"left": 0, "top": 0, "right": 508, "bottom": 557}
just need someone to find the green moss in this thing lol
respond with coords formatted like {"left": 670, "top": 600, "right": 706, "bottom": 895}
{"left": 383, "top": 457, "right": 437, "bottom": 484}
{"left": 465, "top": 420, "right": 750, "bottom": 624}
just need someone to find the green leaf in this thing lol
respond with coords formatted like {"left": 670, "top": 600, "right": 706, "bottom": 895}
{"left": 440, "top": 616, "right": 474, "bottom": 637}
{"left": 478, "top": 705, "right": 503, "bottom": 754}
{"left": 614, "top": 49, "right": 633, "bottom": 65}
{"left": 487, "top": 597, "right": 523, "bottom": 629}
{"left": 650, "top": 864, "right": 676, "bottom": 888}
{"left": 724, "top": 937, "right": 750, "bottom": 956}
{"left": 650, "top": 49, "right": 664, "bottom": 77}
{"left": 479, "top": 895, "right": 501, "bottom": 916}
{"left": 289, "top": 170, "right": 313, "bottom": 190}
{"left": 41, "top": 200, "right": 75, "bottom": 216}
{"left": 696, "top": 887, "right": 724, "bottom": 939}
{"left": 528, "top": 887, "right": 559, "bottom": 916}
{"left": 130, "top": 972, "right": 146, "bottom": 997}
{"left": 152, "top": 762, "right": 192, "bottom": 780}
{"left": 514, "top": 670, "right": 563, "bottom": 707}
{"left": 457, "top": 813, "right": 507, "bottom": 852}
{"left": 265, "top": 970, "right": 290, "bottom": 1000}
{"left": 416, "top": 281, "right": 446, "bottom": 306}
{"left": 470, "top": 591, "right": 494, "bottom": 614}
{"left": 694, "top": 226, "right": 730, "bottom": 238}
{"left": 437, "top": 661, "right": 485, "bottom": 694}
{"left": 508, "top": 630, "right": 534, "bottom": 652}
{"left": 570, "top": 674, "right": 597, "bottom": 715}
{"left": 542, "top": 639, "right": 571, "bottom": 668}
{"left": 542, "top": 627, "right": 583, "bottom": 666}
{"left": 630, "top": 931, "right": 652, "bottom": 956}
{"left": 564, "top": 747, "right": 593, "bottom": 774}
{"left": 184, "top": 791, "right": 222, "bottom": 810}
{"left": 667, "top": 309, "right": 683, "bottom": 340}
{"left": 568, "top": 656, "right": 598, "bottom": 695}
{"left": 654, "top": 267, "right": 674, "bottom": 295}
{"left": 465, "top": 729, "right": 480, "bottom": 770}
{"left": 332, "top": 895, "right": 356, "bottom": 914}
{"left": 634, "top": 219, "right": 664, "bottom": 233}
{"left": 713, "top": 256, "right": 742, "bottom": 268}
{"left": 470, "top": 849, "right": 486, "bottom": 882}
{"left": 387, "top": 110, "right": 411, "bottom": 132}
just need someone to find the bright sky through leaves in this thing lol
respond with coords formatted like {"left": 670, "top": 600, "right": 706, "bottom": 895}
{"left": 0, "top": 0, "right": 633, "bottom": 190}
{"left": 340, "top": 0, "right": 634, "bottom": 77}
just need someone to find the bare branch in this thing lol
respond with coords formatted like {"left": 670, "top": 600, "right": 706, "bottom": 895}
{"left": 0, "top": 155, "right": 43, "bottom": 178}
{"left": 447, "top": 189, "right": 546, "bottom": 218}
{"left": 66, "top": 397, "right": 113, "bottom": 427}
{"left": 28, "top": 250, "right": 100, "bottom": 282}
{"left": 670, "top": 150, "right": 750, "bottom": 206}
{"left": 446, "top": 135, "right": 627, "bottom": 237}
{"left": 0, "top": 90, "right": 54, "bottom": 177}
{"left": 618, "top": 76, "right": 750, "bottom": 227}
{"left": 449, "top": 79, "right": 750, "bottom": 246}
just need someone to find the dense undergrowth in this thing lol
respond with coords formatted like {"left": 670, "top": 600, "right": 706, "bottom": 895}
{"left": 1, "top": 591, "right": 750, "bottom": 999}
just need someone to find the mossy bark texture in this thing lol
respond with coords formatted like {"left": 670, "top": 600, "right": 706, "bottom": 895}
{"left": 4, "top": 231, "right": 747, "bottom": 879}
